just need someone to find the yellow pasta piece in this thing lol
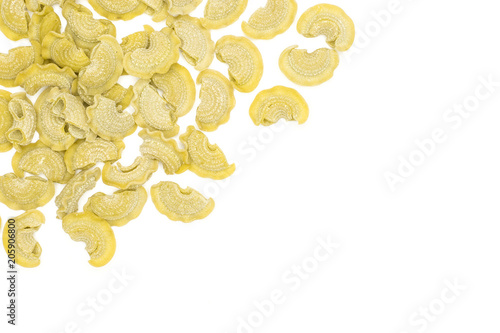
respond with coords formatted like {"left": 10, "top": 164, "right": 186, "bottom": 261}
{"left": 15, "top": 63, "right": 77, "bottom": 96}
{"left": 28, "top": 5, "right": 61, "bottom": 48}
{"left": 140, "top": 0, "right": 164, "bottom": 11}
{"left": 132, "top": 80, "right": 179, "bottom": 137}
{"left": 180, "top": 126, "right": 235, "bottom": 179}
{"left": 169, "top": 0, "right": 202, "bottom": 16}
{"left": 120, "top": 26, "right": 151, "bottom": 55}
{"left": 50, "top": 90, "right": 90, "bottom": 139}
{"left": 41, "top": 32, "right": 91, "bottom": 73}
{"left": 148, "top": 0, "right": 172, "bottom": 22}
{"left": 0, "top": 90, "right": 12, "bottom": 152}
{"left": 0, "top": 0, "right": 29, "bottom": 40}
{"left": 170, "top": 15, "right": 214, "bottom": 71}
{"left": 201, "top": 0, "right": 247, "bottom": 30}
{"left": 34, "top": 87, "right": 76, "bottom": 151}
{"left": 64, "top": 139, "right": 125, "bottom": 173}
{"left": 2, "top": 210, "right": 45, "bottom": 268}
{"left": 78, "top": 35, "right": 123, "bottom": 95}
{"left": 78, "top": 83, "right": 134, "bottom": 109}
{"left": 139, "top": 129, "right": 189, "bottom": 174}
{"left": 151, "top": 63, "right": 195, "bottom": 117}
{"left": 296, "top": 4, "right": 355, "bottom": 52}
{"left": 0, "top": 46, "right": 42, "bottom": 88}
{"left": 12, "top": 141, "right": 72, "bottom": 183}
{"left": 102, "top": 156, "right": 158, "bottom": 190}
{"left": 215, "top": 35, "right": 263, "bottom": 93}
{"left": 249, "top": 85, "right": 308, "bottom": 126}
{"left": 151, "top": 181, "right": 214, "bottom": 222}
{"left": 241, "top": 0, "right": 296, "bottom": 40}
{"left": 62, "top": 1, "right": 117, "bottom": 53}
{"left": 88, "top": 0, "right": 147, "bottom": 21}
{"left": 62, "top": 212, "right": 116, "bottom": 267}
{"left": 6, "top": 93, "right": 36, "bottom": 146}
{"left": 87, "top": 95, "right": 137, "bottom": 141}
{"left": 55, "top": 167, "right": 101, "bottom": 219}
{"left": 196, "top": 69, "right": 235, "bottom": 132}
{"left": 0, "top": 173, "right": 55, "bottom": 211}
{"left": 83, "top": 187, "right": 147, "bottom": 227}
{"left": 123, "top": 27, "right": 180, "bottom": 79}
{"left": 279, "top": 45, "right": 339, "bottom": 86}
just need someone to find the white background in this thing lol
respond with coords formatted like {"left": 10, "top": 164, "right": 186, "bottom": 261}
{"left": 1, "top": 0, "right": 500, "bottom": 332}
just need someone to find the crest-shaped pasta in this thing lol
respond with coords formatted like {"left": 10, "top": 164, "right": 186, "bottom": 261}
{"left": 170, "top": 15, "right": 214, "bottom": 71}
{"left": 148, "top": 0, "right": 172, "bottom": 22}
{"left": 241, "top": 0, "right": 297, "bottom": 40}
{"left": 2, "top": 210, "right": 45, "bottom": 268}
{"left": 87, "top": 95, "right": 137, "bottom": 141}
{"left": 78, "top": 35, "right": 123, "bottom": 95}
{"left": 169, "top": 0, "right": 202, "bottom": 16}
{"left": 62, "top": 1, "right": 117, "bottom": 53}
{"left": 151, "top": 181, "right": 215, "bottom": 222}
{"left": 56, "top": 167, "right": 101, "bottom": 219}
{"left": 279, "top": 46, "right": 339, "bottom": 86}
{"left": 78, "top": 83, "right": 134, "bottom": 109}
{"left": 15, "top": 63, "right": 77, "bottom": 96}
{"left": 296, "top": 4, "right": 355, "bottom": 52}
{"left": 0, "top": 0, "right": 29, "bottom": 40}
{"left": 62, "top": 212, "right": 116, "bottom": 267}
{"left": 12, "top": 141, "right": 73, "bottom": 184}
{"left": 249, "top": 86, "right": 308, "bottom": 126}
{"left": 6, "top": 93, "right": 36, "bottom": 146}
{"left": 0, "top": 91, "right": 12, "bottom": 152}
{"left": 34, "top": 88, "right": 76, "bottom": 151}
{"left": 132, "top": 80, "right": 179, "bottom": 137}
{"left": 120, "top": 26, "right": 151, "bottom": 55}
{"left": 42, "top": 32, "right": 91, "bottom": 73}
{"left": 0, "top": 46, "right": 42, "bottom": 88}
{"left": 28, "top": 5, "right": 61, "bottom": 48}
{"left": 0, "top": 173, "right": 55, "bottom": 211}
{"left": 180, "top": 126, "right": 235, "bottom": 180}
{"left": 215, "top": 35, "right": 263, "bottom": 93}
{"left": 196, "top": 69, "right": 236, "bottom": 132}
{"left": 102, "top": 156, "right": 158, "bottom": 190}
{"left": 88, "top": 0, "right": 147, "bottom": 21}
{"left": 50, "top": 90, "right": 90, "bottom": 139}
{"left": 201, "top": 0, "right": 247, "bottom": 30}
{"left": 139, "top": 129, "right": 189, "bottom": 175}
{"left": 123, "top": 27, "right": 180, "bottom": 79}
{"left": 64, "top": 139, "right": 125, "bottom": 173}
{"left": 83, "top": 187, "right": 148, "bottom": 227}
{"left": 151, "top": 63, "right": 195, "bottom": 118}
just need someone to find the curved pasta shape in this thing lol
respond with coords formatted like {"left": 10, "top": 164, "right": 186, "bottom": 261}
{"left": 78, "top": 83, "right": 134, "bottom": 110}
{"left": 28, "top": 5, "right": 61, "bottom": 47}
{"left": 196, "top": 69, "right": 235, "bottom": 132}
{"left": 123, "top": 27, "right": 180, "bottom": 79}
{"left": 180, "top": 126, "right": 235, "bottom": 179}
{"left": 50, "top": 90, "right": 90, "bottom": 139}
{"left": 215, "top": 35, "right": 263, "bottom": 93}
{"left": 140, "top": 0, "right": 164, "bottom": 11}
{"left": 0, "top": 0, "right": 29, "bottom": 40}
{"left": 151, "top": 63, "right": 195, "bottom": 117}
{"left": 78, "top": 35, "right": 123, "bottom": 95}
{"left": 201, "top": 0, "right": 247, "bottom": 30}
{"left": 62, "top": 212, "right": 116, "bottom": 267}
{"left": 120, "top": 27, "right": 151, "bottom": 55}
{"left": 0, "top": 91, "right": 12, "bottom": 152}
{"left": 151, "top": 181, "right": 214, "bottom": 222}
{"left": 42, "top": 32, "right": 91, "bottom": 73}
{"left": 88, "top": 0, "right": 147, "bottom": 21}
{"left": 2, "top": 210, "right": 45, "bottom": 268}
{"left": 87, "top": 95, "right": 136, "bottom": 141}
{"left": 34, "top": 88, "right": 76, "bottom": 151}
{"left": 169, "top": 0, "right": 202, "bottom": 16}
{"left": 83, "top": 187, "right": 148, "bottom": 227}
{"left": 171, "top": 15, "right": 214, "bottom": 71}
{"left": 242, "top": 0, "right": 296, "bottom": 40}
{"left": 279, "top": 45, "right": 339, "bottom": 86}
{"left": 6, "top": 93, "right": 36, "bottom": 146}
{"left": 148, "top": 0, "right": 172, "bottom": 22}
{"left": 139, "top": 129, "right": 189, "bottom": 174}
{"left": 296, "top": 4, "right": 355, "bottom": 52}
{"left": 0, "top": 46, "right": 41, "bottom": 88}
{"left": 64, "top": 139, "right": 125, "bottom": 173}
{"left": 12, "top": 141, "right": 72, "bottom": 184}
{"left": 62, "top": 1, "right": 117, "bottom": 53}
{"left": 249, "top": 85, "right": 308, "bottom": 126}
{"left": 132, "top": 80, "right": 179, "bottom": 137}
{"left": 15, "top": 63, "right": 77, "bottom": 96}
{"left": 0, "top": 173, "right": 55, "bottom": 211}
{"left": 55, "top": 167, "right": 101, "bottom": 219}
{"left": 102, "top": 156, "right": 158, "bottom": 190}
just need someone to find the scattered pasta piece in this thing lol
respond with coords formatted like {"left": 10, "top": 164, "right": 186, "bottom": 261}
{"left": 15, "top": 63, "right": 77, "bottom": 96}
{"left": 0, "top": 46, "right": 42, "bottom": 88}
{"left": 64, "top": 139, "right": 125, "bottom": 173}
{"left": 88, "top": 0, "right": 148, "bottom": 21}
{"left": 169, "top": 0, "right": 202, "bottom": 16}
{"left": 50, "top": 90, "right": 90, "bottom": 139}
{"left": 41, "top": 32, "right": 91, "bottom": 73}
{"left": 87, "top": 95, "right": 137, "bottom": 141}
{"left": 102, "top": 156, "right": 159, "bottom": 190}
{"left": 201, "top": 0, "right": 247, "bottom": 30}
{"left": 28, "top": 6, "right": 62, "bottom": 49}
{"left": 0, "top": 173, "right": 55, "bottom": 211}
{"left": 6, "top": 93, "right": 36, "bottom": 146}
{"left": 241, "top": 0, "right": 297, "bottom": 40}
{"left": 0, "top": 0, "right": 29, "bottom": 40}
{"left": 139, "top": 129, "right": 189, "bottom": 174}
